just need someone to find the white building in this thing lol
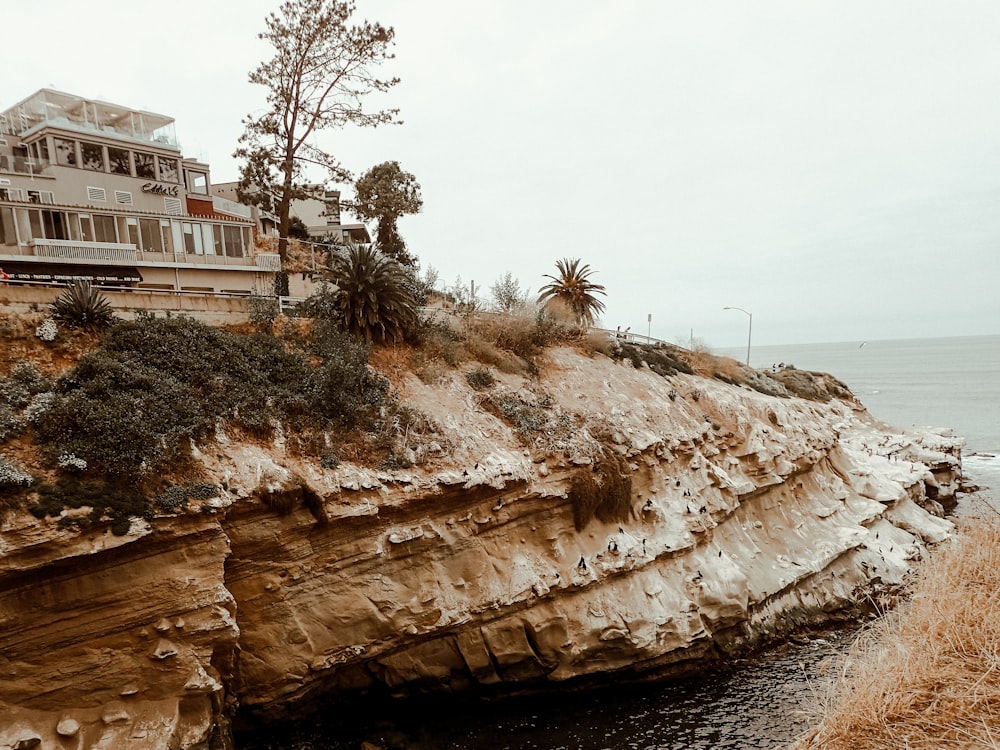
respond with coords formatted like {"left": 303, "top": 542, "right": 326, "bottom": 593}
{"left": 0, "top": 89, "right": 279, "bottom": 294}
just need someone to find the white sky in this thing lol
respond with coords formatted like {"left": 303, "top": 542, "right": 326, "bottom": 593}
{"left": 6, "top": 0, "right": 1000, "bottom": 346}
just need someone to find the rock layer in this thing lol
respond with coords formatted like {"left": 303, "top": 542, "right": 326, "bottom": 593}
{"left": 0, "top": 347, "right": 962, "bottom": 748}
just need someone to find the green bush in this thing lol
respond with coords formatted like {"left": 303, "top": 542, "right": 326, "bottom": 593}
{"left": 155, "top": 482, "right": 220, "bottom": 513}
{"left": 35, "top": 315, "right": 392, "bottom": 481}
{"left": 29, "top": 479, "right": 148, "bottom": 536}
{"left": 324, "top": 244, "right": 418, "bottom": 342}
{"left": 49, "top": 280, "right": 115, "bottom": 330}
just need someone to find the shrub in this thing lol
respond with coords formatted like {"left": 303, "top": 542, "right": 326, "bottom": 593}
{"left": 35, "top": 318, "right": 58, "bottom": 341}
{"left": 466, "top": 368, "right": 495, "bottom": 390}
{"left": 613, "top": 342, "right": 693, "bottom": 378}
{"left": 0, "top": 455, "right": 33, "bottom": 488}
{"left": 309, "top": 322, "right": 390, "bottom": 427}
{"left": 0, "top": 406, "right": 23, "bottom": 442}
{"left": 569, "top": 451, "right": 633, "bottom": 531}
{"left": 50, "top": 280, "right": 115, "bottom": 330}
{"left": 0, "top": 362, "right": 52, "bottom": 409}
{"left": 324, "top": 244, "right": 418, "bottom": 342}
{"left": 155, "top": 482, "right": 219, "bottom": 513}
{"left": 29, "top": 479, "right": 148, "bottom": 536}
{"left": 248, "top": 290, "right": 279, "bottom": 331}
{"left": 57, "top": 453, "right": 87, "bottom": 472}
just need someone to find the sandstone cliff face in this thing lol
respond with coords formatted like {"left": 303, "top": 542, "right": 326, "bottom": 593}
{"left": 0, "top": 347, "right": 961, "bottom": 749}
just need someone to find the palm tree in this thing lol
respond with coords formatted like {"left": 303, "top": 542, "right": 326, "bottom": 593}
{"left": 537, "top": 258, "right": 607, "bottom": 326}
{"left": 325, "top": 243, "right": 417, "bottom": 342}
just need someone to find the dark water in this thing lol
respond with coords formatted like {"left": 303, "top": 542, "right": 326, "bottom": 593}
{"left": 239, "top": 335, "right": 1000, "bottom": 750}
{"left": 238, "top": 631, "right": 857, "bottom": 750}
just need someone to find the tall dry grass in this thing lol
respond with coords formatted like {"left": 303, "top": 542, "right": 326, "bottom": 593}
{"left": 799, "top": 512, "right": 1000, "bottom": 749}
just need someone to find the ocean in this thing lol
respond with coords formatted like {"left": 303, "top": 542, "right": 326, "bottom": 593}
{"left": 239, "top": 334, "right": 1000, "bottom": 750}
{"left": 734, "top": 334, "right": 1000, "bottom": 496}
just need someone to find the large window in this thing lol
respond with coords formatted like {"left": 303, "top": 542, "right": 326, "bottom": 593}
{"left": 41, "top": 210, "right": 67, "bottom": 240}
{"left": 162, "top": 220, "right": 177, "bottom": 254}
{"left": 93, "top": 214, "right": 117, "bottom": 244}
{"left": 108, "top": 147, "right": 131, "bottom": 175}
{"left": 54, "top": 138, "right": 76, "bottom": 167}
{"left": 139, "top": 218, "right": 162, "bottom": 252}
{"left": 81, "top": 142, "right": 105, "bottom": 172}
{"left": 182, "top": 222, "right": 196, "bottom": 253}
{"left": 0, "top": 207, "right": 17, "bottom": 246}
{"left": 158, "top": 156, "right": 179, "bottom": 183}
{"left": 134, "top": 152, "right": 155, "bottom": 179}
{"left": 223, "top": 225, "right": 245, "bottom": 257}
{"left": 31, "top": 139, "right": 50, "bottom": 164}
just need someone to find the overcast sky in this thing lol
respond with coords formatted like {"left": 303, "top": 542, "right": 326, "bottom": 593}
{"left": 6, "top": 1, "right": 1000, "bottom": 346}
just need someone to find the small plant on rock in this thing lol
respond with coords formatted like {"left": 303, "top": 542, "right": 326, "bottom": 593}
{"left": 466, "top": 368, "right": 496, "bottom": 390}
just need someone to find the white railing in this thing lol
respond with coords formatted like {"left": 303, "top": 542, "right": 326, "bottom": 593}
{"left": 31, "top": 238, "right": 138, "bottom": 262}
{"left": 255, "top": 253, "right": 281, "bottom": 271}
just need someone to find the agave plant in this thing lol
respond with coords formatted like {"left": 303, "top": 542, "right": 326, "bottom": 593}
{"left": 325, "top": 243, "right": 417, "bottom": 342}
{"left": 537, "top": 257, "right": 607, "bottom": 326}
{"left": 49, "top": 280, "right": 116, "bottom": 330}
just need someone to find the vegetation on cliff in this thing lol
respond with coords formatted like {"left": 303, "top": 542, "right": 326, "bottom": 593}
{"left": 802, "top": 512, "right": 1000, "bottom": 749}
{"left": 0, "top": 287, "right": 855, "bottom": 537}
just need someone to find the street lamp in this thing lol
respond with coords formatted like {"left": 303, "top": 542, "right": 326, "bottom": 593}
{"left": 723, "top": 306, "right": 752, "bottom": 366}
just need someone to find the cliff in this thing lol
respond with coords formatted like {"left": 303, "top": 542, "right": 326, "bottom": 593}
{"left": 0, "top": 346, "right": 962, "bottom": 750}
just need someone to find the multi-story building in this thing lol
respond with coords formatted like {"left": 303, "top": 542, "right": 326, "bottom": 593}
{"left": 211, "top": 182, "right": 371, "bottom": 245}
{"left": 0, "top": 89, "right": 279, "bottom": 294}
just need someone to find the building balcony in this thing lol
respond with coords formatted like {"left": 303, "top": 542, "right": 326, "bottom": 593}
{"left": 1, "top": 238, "right": 281, "bottom": 272}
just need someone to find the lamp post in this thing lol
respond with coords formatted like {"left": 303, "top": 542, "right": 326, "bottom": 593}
{"left": 723, "top": 306, "right": 752, "bottom": 366}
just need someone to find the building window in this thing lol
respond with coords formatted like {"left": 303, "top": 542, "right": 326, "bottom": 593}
{"left": 139, "top": 218, "right": 162, "bottom": 252}
{"left": 182, "top": 222, "right": 196, "bottom": 253}
{"left": 201, "top": 224, "right": 214, "bottom": 254}
{"left": 79, "top": 215, "right": 94, "bottom": 242}
{"left": 189, "top": 172, "right": 208, "bottom": 195}
{"left": 31, "top": 139, "right": 50, "bottom": 164}
{"left": 93, "top": 214, "right": 117, "bottom": 244}
{"left": 213, "top": 225, "right": 224, "bottom": 255}
{"left": 54, "top": 138, "right": 76, "bottom": 167}
{"left": 125, "top": 218, "right": 140, "bottom": 248}
{"left": 0, "top": 206, "right": 17, "bottom": 246}
{"left": 108, "top": 147, "right": 131, "bottom": 175}
{"left": 81, "top": 142, "right": 105, "bottom": 172}
{"left": 160, "top": 220, "right": 175, "bottom": 254}
{"left": 134, "top": 152, "right": 155, "bottom": 179}
{"left": 41, "top": 210, "right": 68, "bottom": 240}
{"left": 223, "top": 225, "right": 245, "bottom": 257}
{"left": 158, "top": 156, "right": 179, "bottom": 183}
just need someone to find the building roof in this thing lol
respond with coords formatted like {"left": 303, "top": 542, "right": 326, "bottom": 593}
{"left": 0, "top": 89, "right": 178, "bottom": 149}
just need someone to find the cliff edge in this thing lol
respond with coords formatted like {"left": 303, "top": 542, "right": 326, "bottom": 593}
{"left": 0, "top": 343, "right": 961, "bottom": 750}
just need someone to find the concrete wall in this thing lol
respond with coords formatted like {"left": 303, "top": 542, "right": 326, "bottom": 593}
{"left": 0, "top": 283, "right": 250, "bottom": 326}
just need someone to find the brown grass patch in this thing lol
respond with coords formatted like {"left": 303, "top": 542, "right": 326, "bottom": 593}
{"left": 801, "top": 514, "right": 1000, "bottom": 749}
{"left": 569, "top": 450, "right": 633, "bottom": 531}
{"left": 681, "top": 348, "right": 744, "bottom": 381}
{"left": 0, "top": 313, "right": 101, "bottom": 378}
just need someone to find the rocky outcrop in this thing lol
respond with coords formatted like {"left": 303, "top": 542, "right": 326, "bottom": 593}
{"left": 0, "top": 347, "right": 962, "bottom": 748}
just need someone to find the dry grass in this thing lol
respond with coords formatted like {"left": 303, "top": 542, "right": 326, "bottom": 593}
{"left": 800, "top": 514, "right": 1000, "bottom": 749}
{"left": 682, "top": 348, "right": 744, "bottom": 381}
{"left": 569, "top": 450, "right": 633, "bottom": 531}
